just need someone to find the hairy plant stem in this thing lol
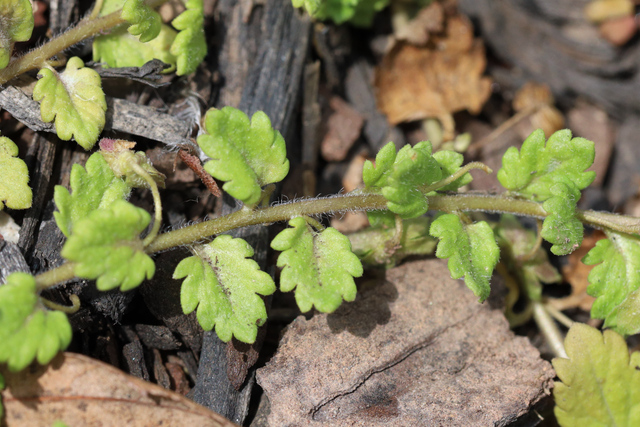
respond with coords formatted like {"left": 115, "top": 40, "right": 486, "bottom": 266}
{"left": 33, "top": 192, "right": 640, "bottom": 289}
{"left": 0, "top": 0, "right": 168, "bottom": 85}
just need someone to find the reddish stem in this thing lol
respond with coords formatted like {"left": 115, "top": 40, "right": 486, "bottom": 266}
{"left": 178, "top": 149, "right": 222, "bottom": 198}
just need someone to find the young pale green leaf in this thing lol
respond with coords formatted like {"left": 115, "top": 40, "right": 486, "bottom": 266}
{"left": 61, "top": 200, "right": 155, "bottom": 291}
{"left": 540, "top": 182, "right": 584, "bottom": 256}
{"left": 54, "top": 152, "right": 130, "bottom": 237}
{"left": 432, "top": 150, "right": 473, "bottom": 192}
{"left": 198, "top": 107, "right": 290, "bottom": 206}
{"left": 429, "top": 214, "right": 499, "bottom": 302}
{"left": 583, "top": 231, "right": 640, "bottom": 336}
{"left": 0, "top": 273, "right": 72, "bottom": 372}
{"left": 497, "top": 129, "right": 595, "bottom": 200}
{"left": 0, "top": 0, "right": 33, "bottom": 69}
{"left": 32, "top": 57, "right": 107, "bottom": 149}
{"left": 170, "top": 0, "right": 207, "bottom": 75}
{"left": 350, "top": 217, "right": 436, "bottom": 267}
{"left": 173, "top": 235, "right": 276, "bottom": 344}
{"left": 271, "top": 217, "right": 363, "bottom": 313}
{"left": 93, "top": 25, "right": 177, "bottom": 71}
{"left": 122, "top": 0, "right": 161, "bottom": 43}
{"left": 292, "top": 0, "right": 321, "bottom": 16}
{"left": 0, "top": 136, "right": 32, "bottom": 210}
{"left": 553, "top": 323, "right": 640, "bottom": 427}
{"left": 363, "top": 141, "right": 442, "bottom": 218}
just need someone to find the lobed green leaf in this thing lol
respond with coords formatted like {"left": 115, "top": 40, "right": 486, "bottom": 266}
{"left": 583, "top": 231, "right": 640, "bottom": 336}
{"left": 432, "top": 150, "right": 473, "bottom": 192}
{"left": 0, "top": 0, "right": 33, "bottom": 69}
{"left": 198, "top": 107, "right": 289, "bottom": 206}
{"left": 32, "top": 57, "right": 107, "bottom": 149}
{"left": 93, "top": 25, "right": 177, "bottom": 71}
{"left": 363, "top": 141, "right": 442, "bottom": 219}
{"left": 540, "top": 182, "right": 584, "bottom": 256}
{"left": 120, "top": 0, "right": 161, "bottom": 42}
{"left": 170, "top": 0, "right": 207, "bottom": 75}
{"left": 429, "top": 214, "right": 499, "bottom": 302}
{"left": 0, "top": 136, "right": 32, "bottom": 210}
{"left": 0, "top": 273, "right": 72, "bottom": 372}
{"left": 61, "top": 200, "right": 155, "bottom": 291}
{"left": 122, "top": 0, "right": 162, "bottom": 43}
{"left": 173, "top": 235, "right": 276, "bottom": 343}
{"left": 271, "top": 217, "right": 363, "bottom": 313}
{"left": 553, "top": 323, "right": 640, "bottom": 426}
{"left": 54, "top": 152, "right": 130, "bottom": 237}
{"left": 497, "top": 129, "right": 596, "bottom": 200}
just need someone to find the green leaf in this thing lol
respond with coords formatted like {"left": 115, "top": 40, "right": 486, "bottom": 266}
{"left": 0, "top": 273, "right": 72, "bottom": 371}
{"left": 32, "top": 57, "right": 107, "bottom": 149}
{"left": 54, "top": 152, "right": 130, "bottom": 237}
{"left": 271, "top": 217, "right": 363, "bottom": 313}
{"left": 198, "top": 107, "right": 290, "bottom": 206}
{"left": 122, "top": 0, "right": 162, "bottom": 43}
{"left": 93, "top": 24, "right": 177, "bottom": 71}
{"left": 363, "top": 141, "right": 442, "bottom": 218}
{"left": 0, "top": 136, "right": 32, "bottom": 210}
{"left": 497, "top": 129, "right": 595, "bottom": 255}
{"left": 296, "top": 0, "right": 389, "bottom": 27}
{"left": 553, "top": 323, "right": 640, "bottom": 427}
{"left": 0, "top": 0, "right": 33, "bottom": 69}
{"left": 173, "top": 235, "right": 276, "bottom": 343}
{"left": 497, "top": 129, "right": 595, "bottom": 200}
{"left": 583, "top": 232, "right": 640, "bottom": 336}
{"left": 170, "top": 0, "right": 207, "bottom": 75}
{"left": 540, "top": 182, "right": 584, "bottom": 256}
{"left": 429, "top": 214, "right": 499, "bottom": 302}
{"left": 61, "top": 200, "right": 155, "bottom": 291}
{"left": 432, "top": 150, "right": 473, "bottom": 192}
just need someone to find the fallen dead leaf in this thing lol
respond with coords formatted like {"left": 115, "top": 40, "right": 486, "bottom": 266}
{"left": 548, "top": 232, "right": 605, "bottom": 312}
{"left": 321, "top": 97, "right": 364, "bottom": 162}
{"left": 512, "top": 82, "right": 565, "bottom": 139}
{"left": 257, "top": 259, "right": 554, "bottom": 426}
{"left": 392, "top": 1, "right": 444, "bottom": 45}
{"left": 375, "top": 15, "right": 492, "bottom": 140}
{"left": 0, "top": 353, "right": 237, "bottom": 427}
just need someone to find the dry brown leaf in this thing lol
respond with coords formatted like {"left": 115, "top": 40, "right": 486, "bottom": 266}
{"left": 549, "top": 231, "right": 606, "bottom": 312}
{"left": 321, "top": 97, "right": 364, "bottom": 162}
{"left": 1, "top": 353, "right": 237, "bottom": 427}
{"left": 513, "top": 82, "right": 565, "bottom": 139}
{"left": 257, "top": 259, "right": 554, "bottom": 426}
{"left": 392, "top": 1, "right": 444, "bottom": 45}
{"left": 375, "top": 15, "right": 492, "bottom": 140}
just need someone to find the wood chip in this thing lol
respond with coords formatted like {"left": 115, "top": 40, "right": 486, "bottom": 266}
{"left": 321, "top": 97, "right": 364, "bottom": 162}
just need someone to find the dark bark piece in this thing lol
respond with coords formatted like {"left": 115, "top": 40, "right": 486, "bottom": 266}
{"left": 49, "top": 0, "right": 78, "bottom": 34}
{"left": 152, "top": 348, "right": 172, "bottom": 390}
{"left": 0, "top": 240, "right": 31, "bottom": 283}
{"left": 189, "top": 0, "right": 311, "bottom": 423}
{"left": 96, "top": 60, "right": 171, "bottom": 87}
{"left": 135, "top": 324, "right": 182, "bottom": 351}
{"left": 344, "top": 60, "right": 406, "bottom": 152}
{"left": 0, "top": 87, "right": 192, "bottom": 147}
{"left": 122, "top": 340, "right": 150, "bottom": 381}
{"left": 458, "top": 0, "right": 640, "bottom": 117}
{"left": 257, "top": 259, "right": 554, "bottom": 426}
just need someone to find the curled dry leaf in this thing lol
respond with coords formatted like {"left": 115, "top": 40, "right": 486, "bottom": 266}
{"left": 513, "top": 82, "right": 564, "bottom": 139}
{"left": 0, "top": 353, "right": 237, "bottom": 427}
{"left": 375, "top": 15, "right": 491, "bottom": 140}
